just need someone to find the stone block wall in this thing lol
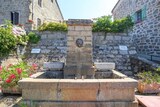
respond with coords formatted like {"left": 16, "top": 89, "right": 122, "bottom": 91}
{"left": 24, "top": 31, "right": 137, "bottom": 75}
{"left": 25, "top": 31, "right": 67, "bottom": 70}
{"left": 93, "top": 32, "right": 137, "bottom": 75}
{"left": 112, "top": 0, "right": 160, "bottom": 55}
{"left": 131, "top": 0, "right": 160, "bottom": 55}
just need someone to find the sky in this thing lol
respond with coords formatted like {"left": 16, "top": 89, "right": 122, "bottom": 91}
{"left": 58, "top": 0, "right": 119, "bottom": 20}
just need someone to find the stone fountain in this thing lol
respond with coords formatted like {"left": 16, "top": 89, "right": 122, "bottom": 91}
{"left": 19, "top": 19, "right": 138, "bottom": 107}
{"left": 64, "top": 19, "right": 95, "bottom": 79}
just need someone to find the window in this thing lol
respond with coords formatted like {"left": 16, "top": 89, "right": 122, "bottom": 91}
{"left": 37, "top": 18, "right": 41, "bottom": 27}
{"left": 38, "top": 0, "right": 42, "bottom": 7}
{"left": 11, "top": 12, "right": 19, "bottom": 25}
{"left": 131, "top": 5, "right": 147, "bottom": 23}
{"left": 136, "top": 10, "right": 142, "bottom": 22}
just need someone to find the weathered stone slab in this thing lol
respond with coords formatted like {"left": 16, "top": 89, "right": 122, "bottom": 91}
{"left": 59, "top": 79, "right": 99, "bottom": 101}
{"left": 94, "top": 62, "right": 115, "bottom": 70}
{"left": 43, "top": 62, "right": 64, "bottom": 70}
{"left": 19, "top": 79, "right": 59, "bottom": 100}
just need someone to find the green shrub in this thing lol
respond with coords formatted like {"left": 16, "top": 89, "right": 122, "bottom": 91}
{"left": 0, "top": 22, "right": 17, "bottom": 57}
{"left": 138, "top": 68, "right": 160, "bottom": 84}
{"left": 0, "top": 21, "right": 29, "bottom": 57}
{"left": 38, "top": 22, "right": 67, "bottom": 32}
{"left": 28, "top": 32, "right": 40, "bottom": 44}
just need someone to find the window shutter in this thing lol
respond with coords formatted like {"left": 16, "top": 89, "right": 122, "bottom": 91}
{"left": 142, "top": 5, "right": 147, "bottom": 20}
{"left": 131, "top": 13, "right": 137, "bottom": 23}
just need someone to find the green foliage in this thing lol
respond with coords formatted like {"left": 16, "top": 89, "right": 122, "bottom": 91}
{"left": 93, "top": 15, "right": 134, "bottom": 33}
{"left": 0, "top": 21, "right": 17, "bottom": 57}
{"left": 28, "top": 32, "right": 40, "bottom": 44}
{"left": 16, "top": 35, "right": 29, "bottom": 45}
{"left": 93, "top": 15, "right": 112, "bottom": 32}
{"left": 138, "top": 68, "right": 160, "bottom": 84}
{"left": 38, "top": 22, "right": 67, "bottom": 32}
{"left": 0, "top": 62, "right": 37, "bottom": 88}
{"left": 0, "top": 21, "right": 29, "bottom": 57}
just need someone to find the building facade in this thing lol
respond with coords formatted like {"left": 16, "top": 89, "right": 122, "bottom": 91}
{"left": 0, "top": 0, "right": 63, "bottom": 30}
{"left": 112, "top": 0, "right": 160, "bottom": 55}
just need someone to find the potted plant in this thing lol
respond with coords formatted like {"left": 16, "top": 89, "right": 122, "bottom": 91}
{"left": 0, "top": 62, "right": 37, "bottom": 94}
{"left": 137, "top": 68, "right": 160, "bottom": 94}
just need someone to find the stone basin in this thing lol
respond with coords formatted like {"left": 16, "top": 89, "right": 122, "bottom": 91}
{"left": 19, "top": 70, "right": 138, "bottom": 107}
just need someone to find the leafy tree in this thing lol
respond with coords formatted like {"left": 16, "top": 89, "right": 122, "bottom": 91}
{"left": 93, "top": 15, "right": 112, "bottom": 33}
{"left": 93, "top": 15, "right": 134, "bottom": 35}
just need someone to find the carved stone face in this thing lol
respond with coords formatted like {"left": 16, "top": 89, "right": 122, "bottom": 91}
{"left": 76, "top": 38, "right": 83, "bottom": 47}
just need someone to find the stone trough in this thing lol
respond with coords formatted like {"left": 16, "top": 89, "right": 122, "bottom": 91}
{"left": 19, "top": 19, "right": 138, "bottom": 107}
{"left": 19, "top": 62, "right": 138, "bottom": 107}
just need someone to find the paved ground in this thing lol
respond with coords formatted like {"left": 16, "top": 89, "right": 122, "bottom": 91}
{"left": 136, "top": 95, "right": 160, "bottom": 107}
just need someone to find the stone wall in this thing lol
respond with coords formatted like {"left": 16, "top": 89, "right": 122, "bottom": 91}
{"left": 93, "top": 32, "right": 137, "bottom": 75}
{"left": 25, "top": 31, "right": 67, "bottom": 70}
{"left": 0, "top": 0, "right": 63, "bottom": 30}
{"left": 25, "top": 31, "right": 137, "bottom": 75}
{"left": 0, "top": 0, "right": 30, "bottom": 25}
{"left": 130, "top": 55, "right": 160, "bottom": 74}
{"left": 112, "top": 0, "right": 160, "bottom": 55}
{"left": 132, "top": 0, "right": 160, "bottom": 55}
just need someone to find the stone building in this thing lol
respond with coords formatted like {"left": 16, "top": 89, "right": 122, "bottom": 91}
{"left": 112, "top": 0, "right": 160, "bottom": 55}
{"left": 0, "top": 0, "right": 63, "bottom": 30}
